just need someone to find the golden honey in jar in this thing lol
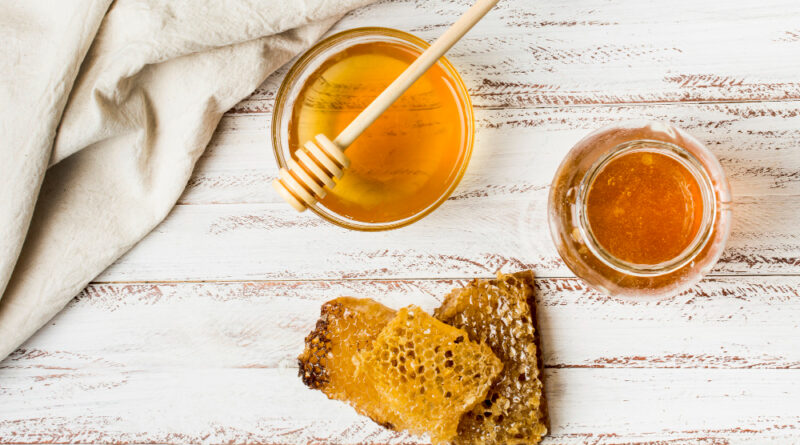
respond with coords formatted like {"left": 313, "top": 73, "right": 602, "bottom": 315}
{"left": 272, "top": 28, "right": 474, "bottom": 230}
{"left": 585, "top": 149, "right": 705, "bottom": 266}
{"left": 548, "top": 122, "right": 732, "bottom": 298}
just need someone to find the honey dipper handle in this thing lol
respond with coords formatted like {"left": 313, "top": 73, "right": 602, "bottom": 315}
{"left": 333, "top": 0, "right": 499, "bottom": 148}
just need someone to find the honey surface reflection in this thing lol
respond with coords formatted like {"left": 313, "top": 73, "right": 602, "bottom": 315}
{"left": 288, "top": 41, "right": 470, "bottom": 224}
{"left": 585, "top": 150, "right": 704, "bottom": 266}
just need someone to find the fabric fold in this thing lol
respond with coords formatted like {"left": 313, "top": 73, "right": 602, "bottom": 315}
{"left": 0, "top": 0, "right": 376, "bottom": 360}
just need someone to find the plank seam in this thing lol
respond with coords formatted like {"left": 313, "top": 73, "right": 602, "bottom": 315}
{"left": 87, "top": 274, "right": 800, "bottom": 285}
{"left": 226, "top": 97, "right": 800, "bottom": 115}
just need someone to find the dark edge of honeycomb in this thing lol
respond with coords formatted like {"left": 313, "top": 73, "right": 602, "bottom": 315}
{"left": 376, "top": 420, "right": 395, "bottom": 430}
{"left": 437, "top": 270, "right": 550, "bottom": 444}
{"left": 297, "top": 300, "right": 397, "bottom": 431}
{"left": 510, "top": 270, "right": 551, "bottom": 437}
{"left": 478, "top": 270, "right": 549, "bottom": 441}
{"left": 298, "top": 302, "right": 343, "bottom": 389}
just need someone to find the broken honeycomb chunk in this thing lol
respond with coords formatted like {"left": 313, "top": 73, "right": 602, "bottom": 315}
{"left": 434, "top": 271, "right": 549, "bottom": 445}
{"left": 297, "top": 297, "right": 402, "bottom": 428}
{"left": 358, "top": 305, "right": 503, "bottom": 444}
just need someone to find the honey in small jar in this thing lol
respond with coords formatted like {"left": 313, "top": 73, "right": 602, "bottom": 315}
{"left": 548, "top": 122, "right": 732, "bottom": 298}
{"left": 285, "top": 34, "right": 473, "bottom": 225}
{"left": 584, "top": 150, "right": 704, "bottom": 266}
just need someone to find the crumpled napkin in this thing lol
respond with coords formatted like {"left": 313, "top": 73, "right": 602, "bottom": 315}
{"left": 0, "top": 0, "right": 375, "bottom": 360}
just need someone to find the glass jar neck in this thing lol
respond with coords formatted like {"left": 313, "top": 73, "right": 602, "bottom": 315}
{"left": 575, "top": 139, "right": 717, "bottom": 277}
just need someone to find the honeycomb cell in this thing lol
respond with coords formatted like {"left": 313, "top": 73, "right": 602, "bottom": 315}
{"left": 434, "top": 271, "right": 549, "bottom": 445}
{"left": 359, "top": 306, "right": 502, "bottom": 444}
{"left": 297, "top": 297, "right": 402, "bottom": 429}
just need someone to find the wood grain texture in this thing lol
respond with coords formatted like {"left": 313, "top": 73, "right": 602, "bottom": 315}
{"left": 1, "top": 277, "right": 799, "bottom": 444}
{"left": 232, "top": 0, "right": 800, "bottom": 112}
{"left": 184, "top": 102, "right": 800, "bottom": 206}
{"left": 92, "top": 196, "right": 799, "bottom": 282}
{"left": 2, "top": 368, "right": 798, "bottom": 444}
{"left": 3, "top": 277, "right": 798, "bottom": 371}
{"left": 103, "top": 101, "right": 800, "bottom": 282}
{"left": 3, "top": 0, "right": 800, "bottom": 443}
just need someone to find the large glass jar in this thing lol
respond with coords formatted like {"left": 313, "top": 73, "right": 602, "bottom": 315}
{"left": 548, "top": 121, "right": 732, "bottom": 298}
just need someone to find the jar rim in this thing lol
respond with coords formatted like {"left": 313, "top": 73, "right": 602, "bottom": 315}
{"left": 270, "top": 27, "right": 475, "bottom": 231}
{"left": 575, "top": 139, "right": 717, "bottom": 277}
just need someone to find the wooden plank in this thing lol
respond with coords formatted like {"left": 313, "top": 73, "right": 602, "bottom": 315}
{"left": 233, "top": 0, "right": 800, "bottom": 112}
{"left": 122, "top": 101, "right": 800, "bottom": 282}
{"left": 4, "top": 277, "right": 798, "bottom": 372}
{"left": 1, "top": 366, "right": 798, "bottom": 444}
{"left": 184, "top": 102, "right": 800, "bottom": 205}
{"left": 99, "top": 195, "right": 797, "bottom": 281}
{"left": 4, "top": 275, "right": 799, "bottom": 442}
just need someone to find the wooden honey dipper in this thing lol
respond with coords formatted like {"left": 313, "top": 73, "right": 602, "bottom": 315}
{"left": 273, "top": 0, "right": 499, "bottom": 212}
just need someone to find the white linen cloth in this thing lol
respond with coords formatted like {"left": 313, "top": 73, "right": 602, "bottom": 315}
{"left": 0, "top": 0, "right": 374, "bottom": 360}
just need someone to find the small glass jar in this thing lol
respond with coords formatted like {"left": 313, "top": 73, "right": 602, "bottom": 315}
{"left": 548, "top": 121, "right": 732, "bottom": 298}
{"left": 271, "top": 27, "right": 474, "bottom": 231}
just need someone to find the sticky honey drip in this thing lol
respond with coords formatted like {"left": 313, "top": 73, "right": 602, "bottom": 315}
{"left": 288, "top": 40, "right": 469, "bottom": 223}
{"left": 586, "top": 150, "right": 704, "bottom": 265}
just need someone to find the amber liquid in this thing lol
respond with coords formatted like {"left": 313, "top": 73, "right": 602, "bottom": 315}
{"left": 585, "top": 150, "right": 704, "bottom": 265}
{"left": 288, "top": 41, "right": 469, "bottom": 223}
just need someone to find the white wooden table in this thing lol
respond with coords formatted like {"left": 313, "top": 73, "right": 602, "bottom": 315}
{"left": 2, "top": 0, "right": 800, "bottom": 443}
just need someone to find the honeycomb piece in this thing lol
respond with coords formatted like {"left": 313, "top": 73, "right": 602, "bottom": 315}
{"left": 297, "top": 297, "right": 403, "bottom": 429}
{"left": 434, "top": 271, "right": 549, "bottom": 445}
{"left": 358, "top": 305, "right": 503, "bottom": 444}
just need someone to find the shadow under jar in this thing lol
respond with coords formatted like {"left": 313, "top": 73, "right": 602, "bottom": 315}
{"left": 548, "top": 122, "right": 732, "bottom": 298}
